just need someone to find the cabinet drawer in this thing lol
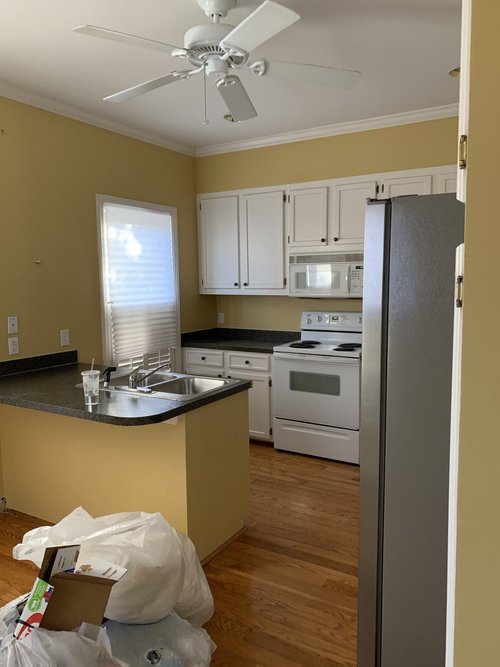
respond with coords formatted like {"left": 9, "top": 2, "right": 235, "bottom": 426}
{"left": 225, "top": 352, "right": 270, "bottom": 372}
{"left": 183, "top": 348, "right": 224, "bottom": 367}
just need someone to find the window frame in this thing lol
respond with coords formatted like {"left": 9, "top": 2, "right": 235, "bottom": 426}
{"left": 96, "top": 193, "right": 181, "bottom": 370}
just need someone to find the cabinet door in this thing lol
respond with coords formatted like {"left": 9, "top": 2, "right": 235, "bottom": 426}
{"left": 199, "top": 196, "right": 239, "bottom": 291}
{"left": 225, "top": 369, "right": 272, "bottom": 441}
{"left": 239, "top": 191, "right": 286, "bottom": 291}
{"left": 379, "top": 174, "right": 432, "bottom": 198}
{"left": 288, "top": 187, "right": 328, "bottom": 247}
{"left": 331, "top": 180, "right": 377, "bottom": 246}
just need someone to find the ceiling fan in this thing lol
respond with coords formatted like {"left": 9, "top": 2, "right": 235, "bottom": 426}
{"left": 73, "top": 0, "right": 361, "bottom": 122}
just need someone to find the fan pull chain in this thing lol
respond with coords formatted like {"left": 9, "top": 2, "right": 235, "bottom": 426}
{"left": 202, "top": 69, "right": 209, "bottom": 126}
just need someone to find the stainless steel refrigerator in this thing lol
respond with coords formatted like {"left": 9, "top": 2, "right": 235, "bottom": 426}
{"left": 357, "top": 194, "right": 464, "bottom": 667}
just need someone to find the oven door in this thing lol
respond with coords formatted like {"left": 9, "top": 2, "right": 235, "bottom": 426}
{"left": 273, "top": 352, "right": 360, "bottom": 429}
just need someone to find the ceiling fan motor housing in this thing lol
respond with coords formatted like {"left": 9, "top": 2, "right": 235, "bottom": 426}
{"left": 182, "top": 23, "right": 247, "bottom": 68}
{"left": 183, "top": 23, "right": 233, "bottom": 49}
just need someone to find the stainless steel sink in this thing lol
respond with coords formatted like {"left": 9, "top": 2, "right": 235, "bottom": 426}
{"left": 103, "top": 373, "right": 233, "bottom": 402}
{"left": 154, "top": 376, "right": 227, "bottom": 396}
{"left": 132, "top": 370, "right": 179, "bottom": 387}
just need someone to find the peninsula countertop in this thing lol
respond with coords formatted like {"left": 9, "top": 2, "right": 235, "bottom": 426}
{"left": 0, "top": 361, "right": 251, "bottom": 427}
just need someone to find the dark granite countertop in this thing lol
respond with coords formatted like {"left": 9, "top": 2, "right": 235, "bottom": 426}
{"left": 0, "top": 358, "right": 250, "bottom": 427}
{"left": 181, "top": 328, "right": 299, "bottom": 354}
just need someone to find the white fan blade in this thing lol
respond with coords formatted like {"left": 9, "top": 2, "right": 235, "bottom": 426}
{"left": 73, "top": 25, "right": 181, "bottom": 54}
{"left": 216, "top": 75, "right": 257, "bottom": 121}
{"left": 104, "top": 71, "right": 191, "bottom": 102}
{"left": 220, "top": 1, "right": 299, "bottom": 54}
{"left": 262, "top": 60, "right": 361, "bottom": 89}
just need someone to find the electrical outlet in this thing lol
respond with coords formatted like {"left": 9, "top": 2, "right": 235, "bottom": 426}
{"left": 7, "top": 316, "right": 18, "bottom": 334}
{"left": 217, "top": 312, "right": 225, "bottom": 324}
{"left": 8, "top": 337, "right": 19, "bottom": 355}
{"left": 60, "top": 329, "right": 70, "bottom": 346}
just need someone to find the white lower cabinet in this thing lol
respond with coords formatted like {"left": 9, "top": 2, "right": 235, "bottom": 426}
{"left": 183, "top": 348, "right": 273, "bottom": 442}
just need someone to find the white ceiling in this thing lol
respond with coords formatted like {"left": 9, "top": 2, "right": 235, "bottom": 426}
{"left": 0, "top": 0, "right": 462, "bottom": 155}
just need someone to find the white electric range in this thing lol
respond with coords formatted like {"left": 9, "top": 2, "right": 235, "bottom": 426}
{"left": 272, "top": 311, "right": 362, "bottom": 463}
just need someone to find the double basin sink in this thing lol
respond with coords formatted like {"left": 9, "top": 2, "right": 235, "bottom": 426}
{"left": 103, "top": 370, "right": 232, "bottom": 403}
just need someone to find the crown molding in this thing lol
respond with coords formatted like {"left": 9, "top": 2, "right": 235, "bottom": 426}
{"left": 194, "top": 103, "right": 459, "bottom": 157}
{"left": 1, "top": 85, "right": 458, "bottom": 160}
{"left": 0, "top": 85, "right": 195, "bottom": 157}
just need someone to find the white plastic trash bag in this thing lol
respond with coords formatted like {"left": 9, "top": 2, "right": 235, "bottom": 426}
{"left": 13, "top": 507, "right": 213, "bottom": 625}
{"left": 173, "top": 532, "right": 213, "bottom": 627}
{"left": 0, "top": 627, "right": 127, "bottom": 667}
{"left": 105, "top": 612, "right": 215, "bottom": 667}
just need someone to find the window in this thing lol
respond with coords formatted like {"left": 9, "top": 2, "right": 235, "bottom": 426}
{"left": 97, "top": 195, "right": 180, "bottom": 371}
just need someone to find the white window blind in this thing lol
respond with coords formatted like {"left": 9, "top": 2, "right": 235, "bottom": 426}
{"left": 98, "top": 197, "right": 180, "bottom": 370}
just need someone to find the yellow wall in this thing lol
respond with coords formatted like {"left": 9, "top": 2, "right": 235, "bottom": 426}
{"left": 195, "top": 117, "right": 457, "bottom": 330}
{"left": 454, "top": 2, "right": 500, "bottom": 664}
{"left": 0, "top": 96, "right": 216, "bottom": 364}
{"left": 0, "top": 98, "right": 457, "bottom": 353}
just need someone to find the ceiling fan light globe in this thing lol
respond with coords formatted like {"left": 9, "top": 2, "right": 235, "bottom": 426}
{"left": 205, "top": 55, "right": 229, "bottom": 77}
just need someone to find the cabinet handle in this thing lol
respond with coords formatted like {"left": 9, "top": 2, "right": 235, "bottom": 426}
{"left": 334, "top": 237, "right": 339, "bottom": 242}
{"left": 233, "top": 282, "right": 239, "bottom": 287}
{"left": 243, "top": 282, "right": 248, "bottom": 286}
{"left": 320, "top": 238, "right": 326, "bottom": 243}
{"left": 201, "top": 356, "right": 206, "bottom": 361}
{"left": 245, "top": 360, "right": 250, "bottom": 365}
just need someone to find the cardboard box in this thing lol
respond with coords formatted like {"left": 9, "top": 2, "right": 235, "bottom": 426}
{"left": 15, "top": 545, "right": 126, "bottom": 637}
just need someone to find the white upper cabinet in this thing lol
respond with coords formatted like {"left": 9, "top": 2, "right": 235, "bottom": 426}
{"left": 198, "top": 189, "right": 286, "bottom": 295}
{"left": 198, "top": 165, "right": 458, "bottom": 291}
{"left": 239, "top": 191, "right": 286, "bottom": 291}
{"left": 288, "top": 186, "right": 328, "bottom": 248}
{"left": 199, "top": 196, "right": 239, "bottom": 290}
{"left": 436, "top": 170, "right": 458, "bottom": 194}
{"left": 377, "top": 173, "right": 432, "bottom": 198}
{"left": 331, "top": 180, "right": 377, "bottom": 247}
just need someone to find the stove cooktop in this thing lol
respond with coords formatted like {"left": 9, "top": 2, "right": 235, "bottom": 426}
{"left": 273, "top": 311, "right": 363, "bottom": 359}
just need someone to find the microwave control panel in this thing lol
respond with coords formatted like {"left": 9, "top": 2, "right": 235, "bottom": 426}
{"left": 350, "top": 264, "right": 364, "bottom": 295}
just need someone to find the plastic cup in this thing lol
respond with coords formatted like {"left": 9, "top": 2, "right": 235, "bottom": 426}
{"left": 81, "top": 370, "right": 100, "bottom": 406}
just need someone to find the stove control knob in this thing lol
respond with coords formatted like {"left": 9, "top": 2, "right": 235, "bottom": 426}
{"left": 307, "top": 317, "right": 312, "bottom": 324}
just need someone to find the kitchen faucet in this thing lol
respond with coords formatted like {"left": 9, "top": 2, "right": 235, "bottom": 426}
{"left": 128, "top": 361, "right": 171, "bottom": 389}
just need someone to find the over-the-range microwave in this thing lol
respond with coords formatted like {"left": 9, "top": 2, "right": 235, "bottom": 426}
{"left": 289, "top": 253, "right": 364, "bottom": 298}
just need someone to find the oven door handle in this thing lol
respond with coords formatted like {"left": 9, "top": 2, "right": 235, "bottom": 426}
{"left": 273, "top": 352, "right": 360, "bottom": 365}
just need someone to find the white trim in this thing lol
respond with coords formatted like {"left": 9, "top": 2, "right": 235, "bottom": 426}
{"left": 96, "top": 194, "right": 181, "bottom": 368}
{"left": 445, "top": 243, "right": 464, "bottom": 667}
{"left": 195, "top": 104, "right": 459, "bottom": 156}
{"left": 1, "top": 83, "right": 457, "bottom": 158}
{"left": 0, "top": 85, "right": 194, "bottom": 156}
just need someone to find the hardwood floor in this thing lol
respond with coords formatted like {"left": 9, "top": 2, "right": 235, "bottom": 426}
{"left": 0, "top": 442, "right": 360, "bottom": 666}
{"left": 204, "top": 443, "right": 360, "bottom": 666}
